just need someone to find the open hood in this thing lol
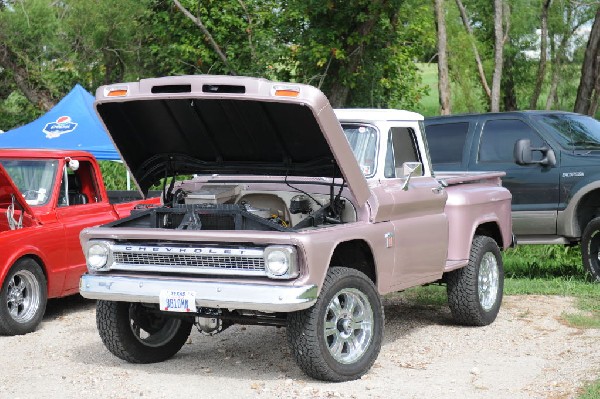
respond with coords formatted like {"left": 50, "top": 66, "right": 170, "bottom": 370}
{"left": 94, "top": 75, "right": 370, "bottom": 206}
{"left": 0, "top": 163, "right": 36, "bottom": 222}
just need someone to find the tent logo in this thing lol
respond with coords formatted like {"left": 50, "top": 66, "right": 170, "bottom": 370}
{"left": 43, "top": 116, "right": 78, "bottom": 139}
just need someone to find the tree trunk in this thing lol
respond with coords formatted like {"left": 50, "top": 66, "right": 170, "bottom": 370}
{"left": 0, "top": 43, "right": 54, "bottom": 111}
{"left": 502, "top": 54, "right": 518, "bottom": 110}
{"left": 455, "top": 0, "right": 491, "bottom": 100}
{"left": 529, "top": 0, "right": 552, "bottom": 109}
{"left": 491, "top": 0, "right": 507, "bottom": 112}
{"left": 574, "top": 7, "right": 600, "bottom": 115}
{"left": 435, "top": 0, "right": 451, "bottom": 114}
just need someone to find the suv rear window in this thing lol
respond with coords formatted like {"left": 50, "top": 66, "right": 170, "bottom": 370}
{"left": 424, "top": 122, "right": 469, "bottom": 165}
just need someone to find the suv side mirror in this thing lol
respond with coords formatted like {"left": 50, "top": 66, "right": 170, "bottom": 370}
{"left": 514, "top": 139, "right": 556, "bottom": 167}
{"left": 398, "top": 162, "right": 422, "bottom": 191}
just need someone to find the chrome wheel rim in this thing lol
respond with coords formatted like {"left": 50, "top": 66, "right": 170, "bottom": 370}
{"left": 6, "top": 270, "right": 41, "bottom": 323}
{"left": 129, "top": 306, "right": 181, "bottom": 347}
{"left": 478, "top": 252, "right": 499, "bottom": 311}
{"left": 323, "top": 288, "right": 373, "bottom": 364}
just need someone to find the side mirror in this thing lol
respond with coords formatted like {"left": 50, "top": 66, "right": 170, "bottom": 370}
{"left": 513, "top": 139, "right": 556, "bottom": 167}
{"left": 398, "top": 162, "right": 422, "bottom": 191}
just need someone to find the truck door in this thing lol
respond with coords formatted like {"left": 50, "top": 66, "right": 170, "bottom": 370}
{"left": 471, "top": 118, "right": 560, "bottom": 235}
{"left": 381, "top": 126, "right": 449, "bottom": 288}
{"left": 55, "top": 159, "right": 117, "bottom": 294}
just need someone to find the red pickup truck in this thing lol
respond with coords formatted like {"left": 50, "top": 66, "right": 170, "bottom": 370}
{"left": 0, "top": 149, "right": 159, "bottom": 335}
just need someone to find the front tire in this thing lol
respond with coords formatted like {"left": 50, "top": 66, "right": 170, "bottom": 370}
{"left": 0, "top": 258, "right": 47, "bottom": 335}
{"left": 446, "top": 235, "right": 504, "bottom": 326}
{"left": 96, "top": 300, "right": 193, "bottom": 363}
{"left": 287, "top": 267, "right": 384, "bottom": 382}
{"left": 581, "top": 217, "right": 600, "bottom": 282}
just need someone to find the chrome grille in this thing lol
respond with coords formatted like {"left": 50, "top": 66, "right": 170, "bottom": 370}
{"left": 109, "top": 244, "right": 266, "bottom": 276}
{"left": 113, "top": 252, "right": 264, "bottom": 270}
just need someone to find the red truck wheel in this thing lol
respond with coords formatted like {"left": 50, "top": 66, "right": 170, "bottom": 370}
{"left": 96, "top": 300, "right": 193, "bottom": 363}
{"left": 0, "top": 258, "right": 47, "bottom": 335}
{"left": 581, "top": 217, "right": 600, "bottom": 282}
{"left": 446, "top": 235, "right": 504, "bottom": 326}
{"left": 287, "top": 267, "right": 384, "bottom": 382}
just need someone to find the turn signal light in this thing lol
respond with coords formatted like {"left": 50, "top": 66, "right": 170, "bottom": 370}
{"left": 104, "top": 86, "right": 129, "bottom": 97}
{"left": 272, "top": 85, "right": 300, "bottom": 97}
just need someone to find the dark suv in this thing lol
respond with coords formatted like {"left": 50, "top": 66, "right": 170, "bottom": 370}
{"left": 425, "top": 111, "right": 600, "bottom": 281}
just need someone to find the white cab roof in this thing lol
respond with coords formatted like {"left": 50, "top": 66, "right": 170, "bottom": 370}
{"left": 334, "top": 109, "right": 424, "bottom": 123}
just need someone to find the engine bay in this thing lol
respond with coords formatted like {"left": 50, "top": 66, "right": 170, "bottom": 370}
{"left": 108, "top": 183, "right": 357, "bottom": 231}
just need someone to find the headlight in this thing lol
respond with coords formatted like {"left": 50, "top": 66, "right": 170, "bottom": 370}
{"left": 86, "top": 241, "right": 111, "bottom": 271}
{"left": 264, "top": 246, "right": 298, "bottom": 279}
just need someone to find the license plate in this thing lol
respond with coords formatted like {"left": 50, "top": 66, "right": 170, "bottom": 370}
{"left": 159, "top": 290, "right": 197, "bottom": 313}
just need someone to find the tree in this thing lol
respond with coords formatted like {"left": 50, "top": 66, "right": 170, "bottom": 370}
{"left": 435, "top": 0, "right": 451, "bottom": 114}
{"left": 490, "top": 0, "right": 508, "bottom": 112}
{"left": 574, "top": 6, "right": 600, "bottom": 115}
{"left": 529, "top": 0, "right": 552, "bottom": 109}
{"left": 455, "top": 0, "right": 491, "bottom": 101}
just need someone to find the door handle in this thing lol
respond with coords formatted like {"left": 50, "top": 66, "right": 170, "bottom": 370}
{"left": 432, "top": 186, "right": 444, "bottom": 194}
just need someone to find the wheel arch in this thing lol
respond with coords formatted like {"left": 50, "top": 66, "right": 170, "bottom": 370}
{"left": 559, "top": 184, "right": 600, "bottom": 239}
{"left": 474, "top": 221, "right": 504, "bottom": 249}
{"left": 0, "top": 250, "right": 50, "bottom": 296}
{"left": 329, "top": 239, "right": 376, "bottom": 285}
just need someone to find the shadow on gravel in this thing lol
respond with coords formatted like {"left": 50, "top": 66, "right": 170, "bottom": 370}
{"left": 44, "top": 294, "right": 95, "bottom": 321}
{"left": 68, "top": 299, "right": 457, "bottom": 382}
{"left": 73, "top": 324, "right": 308, "bottom": 382}
{"left": 382, "top": 298, "right": 454, "bottom": 343}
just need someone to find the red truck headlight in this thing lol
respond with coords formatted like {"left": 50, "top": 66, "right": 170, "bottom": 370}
{"left": 264, "top": 246, "right": 298, "bottom": 279}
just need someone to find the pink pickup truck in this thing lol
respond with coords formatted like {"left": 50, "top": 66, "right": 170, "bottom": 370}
{"left": 79, "top": 76, "right": 513, "bottom": 381}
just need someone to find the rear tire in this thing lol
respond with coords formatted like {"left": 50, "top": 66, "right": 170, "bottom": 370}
{"left": 96, "top": 300, "right": 192, "bottom": 363}
{"left": 447, "top": 235, "right": 504, "bottom": 326}
{"left": 581, "top": 217, "right": 600, "bottom": 282}
{"left": 0, "top": 258, "right": 47, "bottom": 335}
{"left": 287, "top": 267, "right": 384, "bottom": 382}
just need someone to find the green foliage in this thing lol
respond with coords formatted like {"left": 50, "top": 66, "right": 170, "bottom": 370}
{"left": 0, "top": 91, "right": 43, "bottom": 130}
{"left": 503, "top": 245, "right": 583, "bottom": 279}
{"left": 98, "top": 161, "right": 130, "bottom": 191}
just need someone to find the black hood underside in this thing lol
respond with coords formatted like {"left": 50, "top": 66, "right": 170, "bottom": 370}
{"left": 97, "top": 98, "right": 340, "bottom": 194}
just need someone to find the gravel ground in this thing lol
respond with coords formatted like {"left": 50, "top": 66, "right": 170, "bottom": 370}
{"left": 0, "top": 294, "right": 598, "bottom": 399}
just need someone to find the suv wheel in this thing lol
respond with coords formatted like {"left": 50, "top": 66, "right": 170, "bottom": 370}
{"left": 581, "top": 217, "right": 600, "bottom": 282}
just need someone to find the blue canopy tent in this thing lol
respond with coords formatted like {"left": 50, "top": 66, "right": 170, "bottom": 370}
{"left": 0, "top": 84, "right": 119, "bottom": 160}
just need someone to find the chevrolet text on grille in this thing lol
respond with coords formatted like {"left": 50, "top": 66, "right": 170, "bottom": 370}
{"left": 115, "top": 245, "right": 263, "bottom": 257}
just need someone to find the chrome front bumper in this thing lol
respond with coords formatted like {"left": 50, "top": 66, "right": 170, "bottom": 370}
{"left": 80, "top": 274, "right": 318, "bottom": 312}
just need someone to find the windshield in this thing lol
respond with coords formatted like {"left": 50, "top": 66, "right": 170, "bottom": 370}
{"left": 532, "top": 113, "right": 600, "bottom": 150}
{"left": 342, "top": 124, "right": 378, "bottom": 177}
{"left": 0, "top": 159, "right": 58, "bottom": 206}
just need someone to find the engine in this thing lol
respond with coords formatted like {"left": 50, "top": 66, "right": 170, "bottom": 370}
{"left": 108, "top": 183, "right": 355, "bottom": 231}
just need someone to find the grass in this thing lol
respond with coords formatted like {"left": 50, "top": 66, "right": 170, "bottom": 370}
{"left": 415, "top": 63, "right": 440, "bottom": 117}
{"left": 580, "top": 382, "right": 600, "bottom": 399}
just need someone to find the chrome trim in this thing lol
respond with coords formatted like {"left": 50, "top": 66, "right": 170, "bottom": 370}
{"left": 80, "top": 274, "right": 318, "bottom": 312}
{"left": 106, "top": 242, "right": 268, "bottom": 276}
{"left": 113, "top": 244, "right": 264, "bottom": 257}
